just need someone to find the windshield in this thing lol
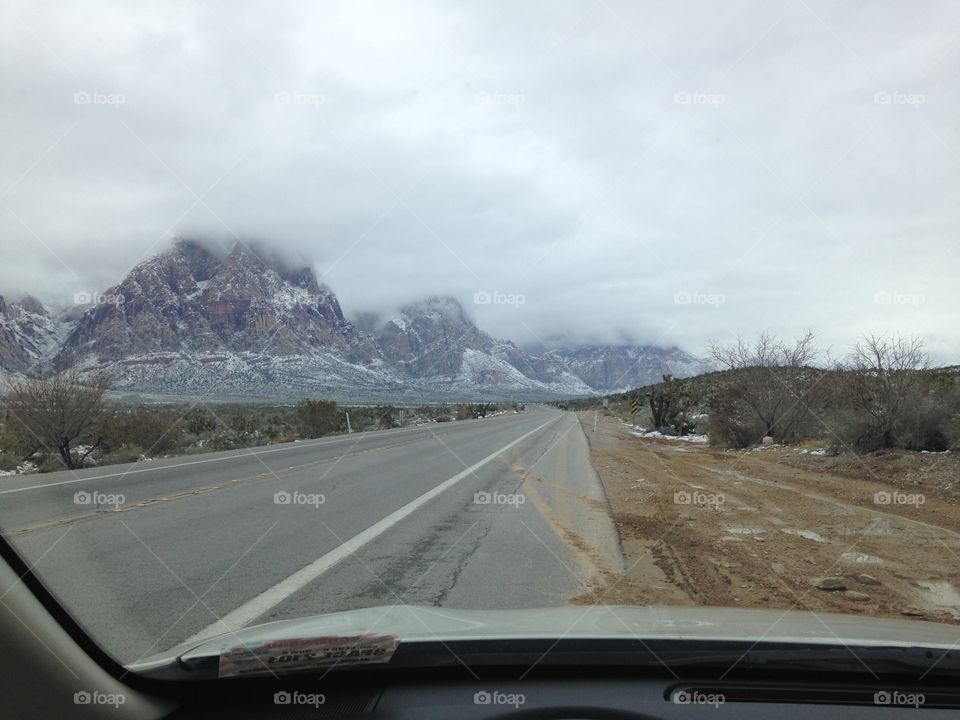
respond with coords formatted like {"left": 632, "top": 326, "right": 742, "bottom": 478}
{"left": 1, "top": 0, "right": 958, "bottom": 694}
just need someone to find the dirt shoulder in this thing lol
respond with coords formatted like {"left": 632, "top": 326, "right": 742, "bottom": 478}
{"left": 575, "top": 412, "right": 960, "bottom": 624}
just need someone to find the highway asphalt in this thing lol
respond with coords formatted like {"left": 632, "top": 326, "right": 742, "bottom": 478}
{"left": 0, "top": 407, "right": 623, "bottom": 664}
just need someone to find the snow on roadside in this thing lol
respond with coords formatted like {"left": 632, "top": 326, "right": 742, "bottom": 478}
{"left": 0, "top": 461, "right": 37, "bottom": 476}
{"left": 629, "top": 429, "right": 709, "bottom": 443}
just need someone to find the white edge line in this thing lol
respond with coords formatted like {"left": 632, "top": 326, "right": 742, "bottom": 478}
{"left": 0, "top": 414, "right": 516, "bottom": 495}
{"left": 184, "top": 413, "right": 562, "bottom": 643}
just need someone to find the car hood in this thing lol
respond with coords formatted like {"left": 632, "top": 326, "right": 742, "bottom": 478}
{"left": 131, "top": 604, "right": 960, "bottom": 672}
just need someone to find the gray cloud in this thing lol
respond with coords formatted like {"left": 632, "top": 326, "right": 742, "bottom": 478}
{"left": 1, "top": 0, "right": 958, "bottom": 362}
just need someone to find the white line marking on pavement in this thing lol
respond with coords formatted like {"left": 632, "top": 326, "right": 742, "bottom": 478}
{"left": 0, "top": 414, "right": 520, "bottom": 495}
{"left": 185, "top": 413, "right": 562, "bottom": 643}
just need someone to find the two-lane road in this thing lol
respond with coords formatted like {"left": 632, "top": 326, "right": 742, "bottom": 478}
{"left": 0, "top": 408, "right": 623, "bottom": 664}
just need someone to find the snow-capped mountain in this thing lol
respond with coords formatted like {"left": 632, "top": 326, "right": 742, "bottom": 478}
{"left": 531, "top": 345, "right": 709, "bottom": 393}
{"left": 55, "top": 240, "right": 381, "bottom": 367}
{"left": 2, "top": 239, "right": 706, "bottom": 399}
{"left": 0, "top": 295, "right": 69, "bottom": 375}
{"left": 374, "top": 297, "right": 595, "bottom": 397}
{"left": 378, "top": 296, "right": 490, "bottom": 377}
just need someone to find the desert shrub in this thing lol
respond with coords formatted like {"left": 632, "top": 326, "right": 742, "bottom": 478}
{"left": 706, "top": 403, "right": 767, "bottom": 448}
{"left": 0, "top": 411, "right": 37, "bottom": 468}
{"left": 100, "top": 406, "right": 184, "bottom": 456}
{"left": 228, "top": 408, "right": 257, "bottom": 433}
{"left": 944, "top": 414, "right": 960, "bottom": 450}
{"left": 5, "top": 370, "right": 111, "bottom": 469}
{"left": 893, "top": 393, "right": 952, "bottom": 452}
{"left": 376, "top": 405, "right": 398, "bottom": 428}
{"left": 707, "top": 331, "right": 819, "bottom": 442}
{"left": 99, "top": 445, "right": 147, "bottom": 466}
{"left": 37, "top": 455, "right": 70, "bottom": 473}
{"left": 206, "top": 434, "right": 247, "bottom": 451}
{"left": 0, "top": 452, "right": 19, "bottom": 472}
{"left": 824, "top": 406, "right": 877, "bottom": 453}
{"left": 819, "top": 340, "right": 959, "bottom": 453}
{"left": 837, "top": 334, "right": 931, "bottom": 450}
{"left": 183, "top": 408, "right": 218, "bottom": 435}
{"left": 295, "top": 399, "right": 341, "bottom": 438}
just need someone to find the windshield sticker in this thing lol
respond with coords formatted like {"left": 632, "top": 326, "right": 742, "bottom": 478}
{"left": 218, "top": 634, "right": 399, "bottom": 678}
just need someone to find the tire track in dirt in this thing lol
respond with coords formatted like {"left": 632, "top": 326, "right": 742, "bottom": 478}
{"left": 578, "top": 412, "right": 960, "bottom": 624}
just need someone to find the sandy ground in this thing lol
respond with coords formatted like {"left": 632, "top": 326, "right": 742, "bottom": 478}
{"left": 573, "top": 412, "right": 960, "bottom": 624}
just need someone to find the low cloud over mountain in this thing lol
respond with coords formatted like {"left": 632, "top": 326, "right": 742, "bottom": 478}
{"left": 2, "top": 240, "right": 706, "bottom": 400}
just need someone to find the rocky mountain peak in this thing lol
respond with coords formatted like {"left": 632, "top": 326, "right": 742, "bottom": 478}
{"left": 54, "top": 238, "right": 377, "bottom": 367}
{"left": 4, "top": 239, "right": 706, "bottom": 399}
{"left": 0, "top": 295, "right": 66, "bottom": 372}
{"left": 377, "top": 296, "right": 494, "bottom": 377}
{"left": 401, "top": 295, "right": 470, "bottom": 320}
{"left": 170, "top": 238, "right": 222, "bottom": 280}
{"left": 15, "top": 295, "right": 47, "bottom": 316}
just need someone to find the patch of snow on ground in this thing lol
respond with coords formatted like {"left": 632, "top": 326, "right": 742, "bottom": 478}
{"left": 0, "top": 461, "right": 37, "bottom": 476}
{"left": 630, "top": 429, "right": 709, "bottom": 443}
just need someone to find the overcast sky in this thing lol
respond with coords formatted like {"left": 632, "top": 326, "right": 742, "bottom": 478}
{"left": 1, "top": 0, "right": 958, "bottom": 361}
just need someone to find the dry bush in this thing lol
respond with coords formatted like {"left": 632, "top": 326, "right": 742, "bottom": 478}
{"left": 707, "top": 331, "right": 819, "bottom": 443}
{"left": 4, "top": 370, "right": 111, "bottom": 469}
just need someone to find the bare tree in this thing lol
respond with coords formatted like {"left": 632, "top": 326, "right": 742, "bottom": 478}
{"left": 707, "top": 330, "right": 819, "bottom": 441}
{"left": 844, "top": 334, "right": 930, "bottom": 449}
{"left": 4, "top": 370, "right": 111, "bottom": 469}
{"left": 709, "top": 330, "right": 818, "bottom": 370}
